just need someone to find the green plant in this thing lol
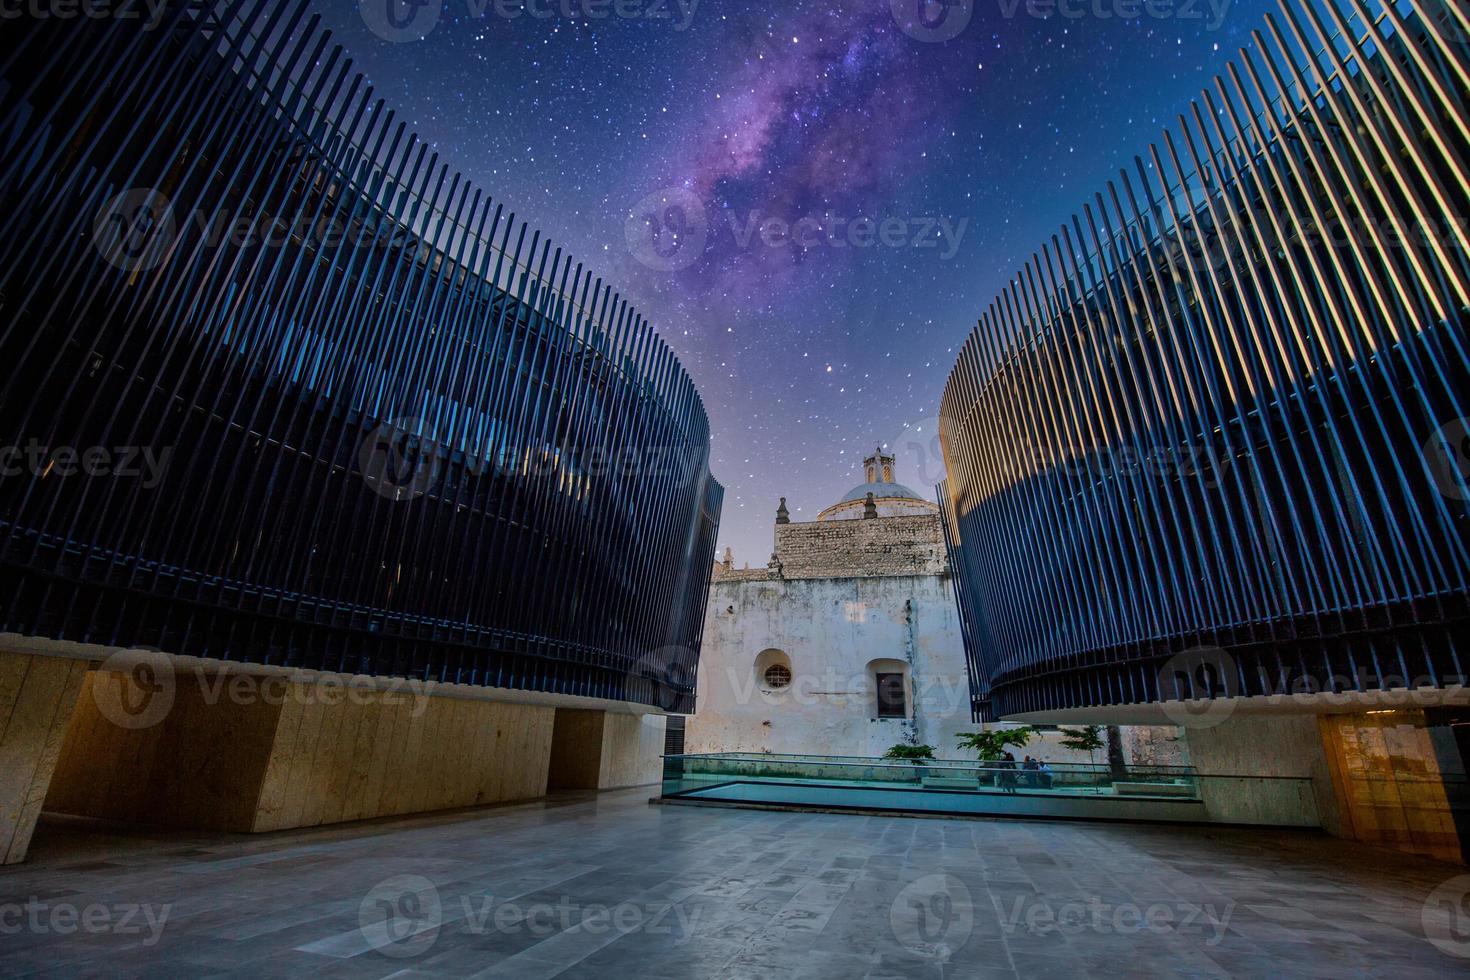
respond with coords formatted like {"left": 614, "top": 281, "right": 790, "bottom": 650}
{"left": 1057, "top": 725, "right": 1105, "bottom": 766}
{"left": 956, "top": 727, "right": 1034, "bottom": 761}
{"left": 883, "top": 743, "right": 936, "bottom": 765}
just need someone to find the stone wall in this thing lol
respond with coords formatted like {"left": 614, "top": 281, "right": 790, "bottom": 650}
{"left": 0, "top": 651, "right": 88, "bottom": 864}
{"left": 547, "top": 709, "right": 666, "bottom": 791}
{"left": 1182, "top": 715, "right": 1340, "bottom": 830}
{"left": 768, "top": 514, "right": 948, "bottom": 580}
{"left": 47, "top": 667, "right": 558, "bottom": 833}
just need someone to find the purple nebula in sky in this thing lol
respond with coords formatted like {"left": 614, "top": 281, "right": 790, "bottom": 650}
{"left": 632, "top": 1, "right": 970, "bottom": 301}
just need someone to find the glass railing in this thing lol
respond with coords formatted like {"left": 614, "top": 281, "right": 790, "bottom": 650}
{"left": 661, "top": 753, "right": 1201, "bottom": 802}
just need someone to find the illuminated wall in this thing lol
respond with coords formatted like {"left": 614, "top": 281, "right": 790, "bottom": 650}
{"left": 938, "top": 0, "right": 1470, "bottom": 721}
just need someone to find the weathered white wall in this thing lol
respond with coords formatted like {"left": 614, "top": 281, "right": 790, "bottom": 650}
{"left": 687, "top": 573, "right": 974, "bottom": 758}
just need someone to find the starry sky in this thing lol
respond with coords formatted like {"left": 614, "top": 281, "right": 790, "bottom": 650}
{"left": 319, "top": 0, "right": 1278, "bottom": 564}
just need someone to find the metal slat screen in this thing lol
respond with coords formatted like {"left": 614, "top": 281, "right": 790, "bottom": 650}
{"left": 938, "top": 0, "right": 1470, "bottom": 720}
{"left": 0, "top": 0, "right": 723, "bottom": 712}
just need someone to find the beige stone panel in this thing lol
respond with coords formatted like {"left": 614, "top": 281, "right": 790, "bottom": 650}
{"left": 386, "top": 693, "right": 421, "bottom": 816}
{"left": 278, "top": 691, "right": 326, "bottom": 830}
{"left": 598, "top": 713, "right": 666, "bottom": 790}
{"left": 9, "top": 660, "right": 88, "bottom": 861}
{"left": 320, "top": 693, "right": 365, "bottom": 826}
{"left": 509, "top": 704, "right": 536, "bottom": 799}
{"left": 460, "top": 699, "right": 484, "bottom": 804}
{"left": 41, "top": 670, "right": 104, "bottom": 816}
{"left": 365, "top": 694, "right": 408, "bottom": 817}
{"left": 387, "top": 697, "right": 426, "bottom": 815}
{"left": 25, "top": 652, "right": 643, "bottom": 838}
{"left": 46, "top": 667, "right": 283, "bottom": 833}
{"left": 519, "top": 705, "right": 555, "bottom": 800}
{"left": 1318, "top": 712, "right": 1461, "bottom": 864}
{"left": 481, "top": 701, "right": 509, "bottom": 803}
{"left": 468, "top": 700, "right": 495, "bottom": 804}
{"left": 465, "top": 698, "right": 494, "bottom": 805}
{"left": 1, "top": 657, "right": 88, "bottom": 864}
{"left": 0, "top": 651, "right": 33, "bottom": 732}
{"left": 529, "top": 705, "right": 553, "bottom": 798}
{"left": 341, "top": 692, "right": 383, "bottom": 823}
{"left": 404, "top": 696, "right": 441, "bottom": 814}
{"left": 433, "top": 698, "right": 464, "bottom": 809}
{"left": 252, "top": 693, "right": 308, "bottom": 832}
{"left": 303, "top": 687, "right": 350, "bottom": 827}
{"left": 0, "top": 657, "right": 86, "bottom": 861}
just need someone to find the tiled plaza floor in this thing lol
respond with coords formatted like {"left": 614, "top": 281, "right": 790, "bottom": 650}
{"left": 1, "top": 789, "right": 1467, "bottom": 978}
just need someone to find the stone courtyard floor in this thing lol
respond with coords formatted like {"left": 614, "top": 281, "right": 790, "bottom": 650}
{"left": 1, "top": 788, "right": 1467, "bottom": 978}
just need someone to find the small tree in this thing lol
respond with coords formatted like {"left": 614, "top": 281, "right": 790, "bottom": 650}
{"left": 956, "top": 726, "right": 1034, "bottom": 761}
{"left": 1057, "top": 725, "right": 1105, "bottom": 766}
{"left": 883, "top": 743, "right": 936, "bottom": 765}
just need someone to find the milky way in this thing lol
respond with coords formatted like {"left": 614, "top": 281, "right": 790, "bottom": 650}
{"left": 315, "top": 0, "right": 1277, "bottom": 565}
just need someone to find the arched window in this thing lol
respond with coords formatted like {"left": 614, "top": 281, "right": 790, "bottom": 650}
{"left": 754, "top": 649, "right": 793, "bottom": 692}
{"left": 867, "top": 658, "right": 911, "bottom": 719}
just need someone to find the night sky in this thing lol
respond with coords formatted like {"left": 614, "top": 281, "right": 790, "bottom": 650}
{"left": 319, "top": 0, "right": 1278, "bottom": 565}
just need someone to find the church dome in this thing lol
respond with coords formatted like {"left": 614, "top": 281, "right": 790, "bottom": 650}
{"left": 816, "top": 447, "right": 939, "bottom": 522}
{"left": 839, "top": 480, "right": 925, "bottom": 504}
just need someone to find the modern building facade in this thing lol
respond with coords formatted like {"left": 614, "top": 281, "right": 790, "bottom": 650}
{"left": 939, "top": 0, "right": 1470, "bottom": 861}
{"left": 0, "top": 0, "right": 721, "bottom": 861}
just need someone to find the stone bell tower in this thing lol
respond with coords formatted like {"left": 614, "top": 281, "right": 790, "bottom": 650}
{"left": 864, "top": 447, "right": 895, "bottom": 484}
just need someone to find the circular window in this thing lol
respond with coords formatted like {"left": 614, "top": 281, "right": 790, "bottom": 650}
{"left": 763, "top": 664, "right": 792, "bottom": 689}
